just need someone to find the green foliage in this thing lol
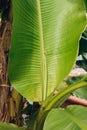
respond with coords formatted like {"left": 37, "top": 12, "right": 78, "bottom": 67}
{"left": 44, "top": 105, "right": 87, "bottom": 130}
{"left": 66, "top": 76, "right": 87, "bottom": 100}
{"left": 84, "top": 0, "right": 87, "bottom": 11}
{"left": 79, "top": 28, "right": 87, "bottom": 55}
{"left": 9, "top": 0, "right": 86, "bottom": 102}
{"left": 35, "top": 77, "right": 87, "bottom": 130}
{"left": 0, "top": 123, "right": 25, "bottom": 130}
{"left": 42, "top": 76, "right": 87, "bottom": 110}
{"left": 73, "top": 86, "right": 87, "bottom": 99}
{"left": 77, "top": 27, "right": 87, "bottom": 71}
{"left": 74, "top": 27, "right": 87, "bottom": 99}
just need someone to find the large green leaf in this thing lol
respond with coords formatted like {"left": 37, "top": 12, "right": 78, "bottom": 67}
{"left": 43, "top": 105, "right": 87, "bottom": 130}
{"left": 0, "top": 123, "right": 25, "bottom": 130}
{"left": 9, "top": 0, "right": 86, "bottom": 101}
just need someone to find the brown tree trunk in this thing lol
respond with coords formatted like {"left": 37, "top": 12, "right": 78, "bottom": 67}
{"left": 0, "top": 19, "right": 12, "bottom": 122}
{"left": 0, "top": 1, "right": 23, "bottom": 125}
{"left": 0, "top": 0, "right": 12, "bottom": 122}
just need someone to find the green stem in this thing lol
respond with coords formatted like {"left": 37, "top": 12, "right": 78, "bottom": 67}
{"left": 35, "top": 76, "right": 87, "bottom": 130}
{"left": 44, "top": 76, "right": 87, "bottom": 111}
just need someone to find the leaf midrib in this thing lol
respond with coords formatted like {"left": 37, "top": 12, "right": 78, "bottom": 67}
{"left": 37, "top": 0, "right": 47, "bottom": 101}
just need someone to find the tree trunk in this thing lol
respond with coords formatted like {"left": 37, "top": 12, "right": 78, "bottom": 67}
{"left": 0, "top": 20, "right": 11, "bottom": 122}
{"left": 0, "top": 1, "right": 12, "bottom": 122}
{"left": 0, "top": 1, "right": 23, "bottom": 125}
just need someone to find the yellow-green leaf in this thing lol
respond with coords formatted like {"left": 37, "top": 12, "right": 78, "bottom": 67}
{"left": 44, "top": 105, "right": 87, "bottom": 130}
{"left": 9, "top": 0, "right": 86, "bottom": 101}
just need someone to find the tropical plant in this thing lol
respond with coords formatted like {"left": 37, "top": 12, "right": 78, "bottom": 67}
{"left": 0, "top": 0, "right": 87, "bottom": 130}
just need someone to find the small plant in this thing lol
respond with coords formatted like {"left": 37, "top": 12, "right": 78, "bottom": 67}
{"left": 0, "top": 0, "right": 87, "bottom": 130}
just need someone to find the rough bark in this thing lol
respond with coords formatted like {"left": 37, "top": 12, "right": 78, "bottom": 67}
{"left": 0, "top": 19, "right": 11, "bottom": 122}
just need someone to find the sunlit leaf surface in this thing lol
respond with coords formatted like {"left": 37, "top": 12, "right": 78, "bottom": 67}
{"left": 44, "top": 105, "right": 87, "bottom": 130}
{"left": 9, "top": 0, "right": 86, "bottom": 101}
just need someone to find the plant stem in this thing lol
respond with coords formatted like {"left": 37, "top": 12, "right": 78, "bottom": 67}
{"left": 43, "top": 76, "right": 87, "bottom": 111}
{"left": 35, "top": 76, "right": 87, "bottom": 130}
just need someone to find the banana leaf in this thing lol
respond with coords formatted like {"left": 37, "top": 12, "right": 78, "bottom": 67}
{"left": 9, "top": 0, "right": 86, "bottom": 101}
{"left": 43, "top": 105, "right": 87, "bottom": 130}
